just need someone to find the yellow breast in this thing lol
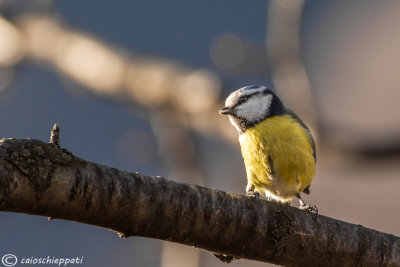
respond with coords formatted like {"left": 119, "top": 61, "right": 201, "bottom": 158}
{"left": 239, "top": 115, "right": 315, "bottom": 202}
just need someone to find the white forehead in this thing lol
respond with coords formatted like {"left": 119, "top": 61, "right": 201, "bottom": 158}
{"left": 225, "top": 86, "right": 267, "bottom": 106}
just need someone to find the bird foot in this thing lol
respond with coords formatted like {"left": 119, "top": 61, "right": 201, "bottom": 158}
{"left": 246, "top": 191, "right": 260, "bottom": 200}
{"left": 117, "top": 232, "right": 129, "bottom": 238}
{"left": 299, "top": 204, "right": 318, "bottom": 215}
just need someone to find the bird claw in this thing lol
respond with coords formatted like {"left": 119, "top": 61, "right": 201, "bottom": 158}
{"left": 246, "top": 191, "right": 260, "bottom": 200}
{"left": 299, "top": 204, "right": 318, "bottom": 216}
{"left": 117, "top": 232, "right": 129, "bottom": 238}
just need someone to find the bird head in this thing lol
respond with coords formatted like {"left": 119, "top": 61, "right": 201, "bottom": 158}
{"left": 219, "top": 86, "right": 284, "bottom": 133}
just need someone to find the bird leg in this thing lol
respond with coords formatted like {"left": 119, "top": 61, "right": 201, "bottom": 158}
{"left": 297, "top": 194, "right": 318, "bottom": 215}
{"left": 245, "top": 183, "right": 260, "bottom": 199}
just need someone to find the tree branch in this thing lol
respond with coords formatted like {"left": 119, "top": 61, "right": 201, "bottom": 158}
{"left": 0, "top": 138, "right": 399, "bottom": 266}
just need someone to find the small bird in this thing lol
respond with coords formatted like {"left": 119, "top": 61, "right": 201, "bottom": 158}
{"left": 219, "top": 85, "right": 317, "bottom": 212}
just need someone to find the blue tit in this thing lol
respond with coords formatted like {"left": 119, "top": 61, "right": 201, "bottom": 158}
{"left": 219, "top": 85, "right": 317, "bottom": 212}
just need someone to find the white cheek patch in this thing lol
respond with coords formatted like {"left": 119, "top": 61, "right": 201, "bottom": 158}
{"left": 229, "top": 116, "right": 242, "bottom": 133}
{"left": 236, "top": 94, "right": 273, "bottom": 122}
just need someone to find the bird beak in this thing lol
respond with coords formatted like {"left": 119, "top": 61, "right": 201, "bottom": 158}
{"left": 219, "top": 107, "right": 235, "bottom": 115}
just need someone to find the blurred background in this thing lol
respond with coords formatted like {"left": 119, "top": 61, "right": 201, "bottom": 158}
{"left": 0, "top": 0, "right": 400, "bottom": 266}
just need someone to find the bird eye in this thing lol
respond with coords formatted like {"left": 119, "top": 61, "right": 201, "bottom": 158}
{"left": 238, "top": 95, "right": 249, "bottom": 104}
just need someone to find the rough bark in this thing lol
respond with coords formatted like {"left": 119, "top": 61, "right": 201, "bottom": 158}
{"left": 0, "top": 138, "right": 399, "bottom": 266}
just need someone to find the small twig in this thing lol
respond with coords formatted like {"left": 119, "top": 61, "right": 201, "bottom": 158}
{"left": 48, "top": 122, "right": 60, "bottom": 222}
{"left": 49, "top": 123, "right": 60, "bottom": 147}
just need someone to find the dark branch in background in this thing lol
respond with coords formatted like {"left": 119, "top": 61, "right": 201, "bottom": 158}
{"left": 0, "top": 137, "right": 399, "bottom": 266}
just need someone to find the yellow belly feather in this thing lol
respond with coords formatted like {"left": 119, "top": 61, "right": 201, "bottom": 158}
{"left": 239, "top": 115, "right": 315, "bottom": 202}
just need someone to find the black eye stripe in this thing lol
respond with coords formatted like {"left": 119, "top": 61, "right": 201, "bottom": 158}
{"left": 230, "top": 89, "right": 272, "bottom": 109}
{"left": 237, "top": 91, "right": 262, "bottom": 105}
